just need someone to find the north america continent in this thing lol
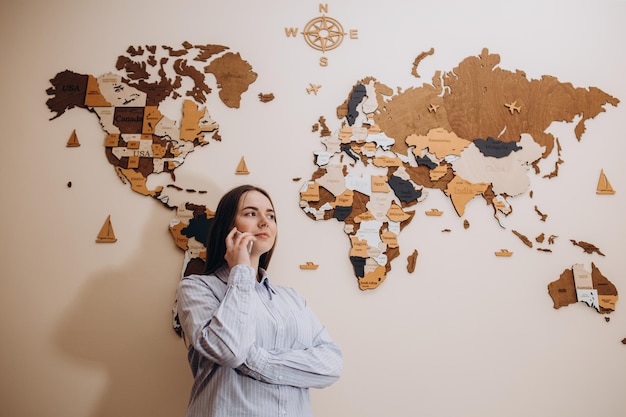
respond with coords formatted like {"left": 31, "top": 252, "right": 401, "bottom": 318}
{"left": 46, "top": 42, "right": 257, "bottom": 202}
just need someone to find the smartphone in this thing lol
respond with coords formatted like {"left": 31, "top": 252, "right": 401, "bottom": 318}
{"left": 236, "top": 231, "right": 253, "bottom": 253}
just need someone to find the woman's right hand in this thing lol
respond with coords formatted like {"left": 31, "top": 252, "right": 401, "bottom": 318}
{"left": 224, "top": 227, "right": 253, "bottom": 268}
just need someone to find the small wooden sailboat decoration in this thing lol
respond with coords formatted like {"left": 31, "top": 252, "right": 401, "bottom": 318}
{"left": 96, "top": 215, "right": 117, "bottom": 243}
{"left": 66, "top": 129, "right": 80, "bottom": 147}
{"left": 235, "top": 156, "right": 249, "bottom": 175}
{"left": 495, "top": 249, "right": 513, "bottom": 257}
{"left": 425, "top": 208, "right": 443, "bottom": 216}
{"left": 299, "top": 262, "right": 319, "bottom": 270}
{"left": 596, "top": 169, "right": 615, "bottom": 195}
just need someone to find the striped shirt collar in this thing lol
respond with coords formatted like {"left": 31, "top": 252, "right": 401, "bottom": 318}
{"left": 215, "top": 264, "right": 276, "bottom": 297}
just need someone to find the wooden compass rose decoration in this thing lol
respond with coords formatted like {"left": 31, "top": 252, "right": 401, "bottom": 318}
{"left": 284, "top": 3, "right": 359, "bottom": 67}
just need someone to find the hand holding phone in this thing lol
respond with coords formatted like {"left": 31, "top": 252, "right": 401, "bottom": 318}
{"left": 236, "top": 230, "right": 253, "bottom": 253}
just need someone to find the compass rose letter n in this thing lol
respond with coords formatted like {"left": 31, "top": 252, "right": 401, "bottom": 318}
{"left": 285, "top": 3, "right": 358, "bottom": 67}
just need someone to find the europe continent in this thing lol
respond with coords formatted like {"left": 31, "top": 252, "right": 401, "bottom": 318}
{"left": 299, "top": 48, "right": 619, "bottom": 290}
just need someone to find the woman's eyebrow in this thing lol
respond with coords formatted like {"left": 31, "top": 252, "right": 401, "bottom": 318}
{"left": 242, "top": 205, "right": 274, "bottom": 213}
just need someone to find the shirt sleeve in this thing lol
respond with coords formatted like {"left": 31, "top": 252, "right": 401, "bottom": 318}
{"left": 176, "top": 265, "right": 257, "bottom": 368}
{"left": 238, "top": 308, "right": 343, "bottom": 389}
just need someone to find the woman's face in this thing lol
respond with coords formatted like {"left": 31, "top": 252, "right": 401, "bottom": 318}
{"left": 233, "top": 190, "right": 277, "bottom": 255}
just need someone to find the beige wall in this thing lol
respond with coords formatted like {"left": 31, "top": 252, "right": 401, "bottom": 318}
{"left": 1, "top": 1, "right": 625, "bottom": 416}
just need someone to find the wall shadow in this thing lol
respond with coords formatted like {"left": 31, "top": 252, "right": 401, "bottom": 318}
{"left": 53, "top": 206, "right": 193, "bottom": 417}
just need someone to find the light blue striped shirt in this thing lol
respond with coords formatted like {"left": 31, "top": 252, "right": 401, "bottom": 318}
{"left": 176, "top": 264, "right": 343, "bottom": 417}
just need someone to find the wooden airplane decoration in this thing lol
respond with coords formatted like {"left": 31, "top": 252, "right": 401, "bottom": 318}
{"left": 306, "top": 83, "right": 321, "bottom": 95}
{"left": 504, "top": 101, "right": 522, "bottom": 114}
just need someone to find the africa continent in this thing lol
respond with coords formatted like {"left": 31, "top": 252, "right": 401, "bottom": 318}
{"left": 299, "top": 48, "right": 619, "bottom": 291}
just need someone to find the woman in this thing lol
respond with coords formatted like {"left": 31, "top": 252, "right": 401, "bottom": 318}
{"left": 176, "top": 184, "right": 343, "bottom": 417}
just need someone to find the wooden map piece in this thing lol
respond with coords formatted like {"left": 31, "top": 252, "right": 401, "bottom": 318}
{"left": 444, "top": 176, "right": 489, "bottom": 217}
{"left": 235, "top": 157, "right": 249, "bottom": 175}
{"left": 406, "top": 127, "right": 469, "bottom": 160}
{"left": 203, "top": 52, "right": 258, "bottom": 108}
{"left": 495, "top": 249, "right": 513, "bottom": 257}
{"left": 596, "top": 169, "right": 615, "bottom": 194}
{"left": 104, "top": 133, "right": 120, "bottom": 147}
{"left": 372, "top": 175, "right": 391, "bottom": 193}
{"left": 534, "top": 205, "right": 548, "bottom": 221}
{"left": 570, "top": 239, "right": 605, "bottom": 256}
{"left": 547, "top": 268, "right": 578, "bottom": 309}
{"left": 425, "top": 208, "right": 443, "bottom": 216}
{"left": 300, "top": 181, "right": 320, "bottom": 202}
{"left": 381, "top": 230, "right": 399, "bottom": 248}
{"left": 299, "top": 262, "right": 319, "bottom": 270}
{"left": 576, "top": 262, "right": 613, "bottom": 312}
{"left": 316, "top": 165, "right": 347, "bottom": 195}
{"left": 387, "top": 202, "right": 411, "bottom": 222}
{"left": 317, "top": 116, "right": 331, "bottom": 136}
{"left": 512, "top": 230, "right": 533, "bottom": 248}
{"left": 411, "top": 47, "right": 434, "bottom": 78}
{"left": 66, "top": 129, "right": 80, "bottom": 147}
{"left": 96, "top": 215, "right": 117, "bottom": 243}
{"left": 127, "top": 156, "right": 139, "bottom": 169}
{"left": 406, "top": 249, "right": 418, "bottom": 273}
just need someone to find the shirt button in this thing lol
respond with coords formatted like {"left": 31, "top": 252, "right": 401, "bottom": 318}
{"left": 278, "top": 375, "right": 284, "bottom": 381}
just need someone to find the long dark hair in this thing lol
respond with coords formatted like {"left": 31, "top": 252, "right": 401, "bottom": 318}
{"left": 203, "top": 184, "right": 277, "bottom": 275}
